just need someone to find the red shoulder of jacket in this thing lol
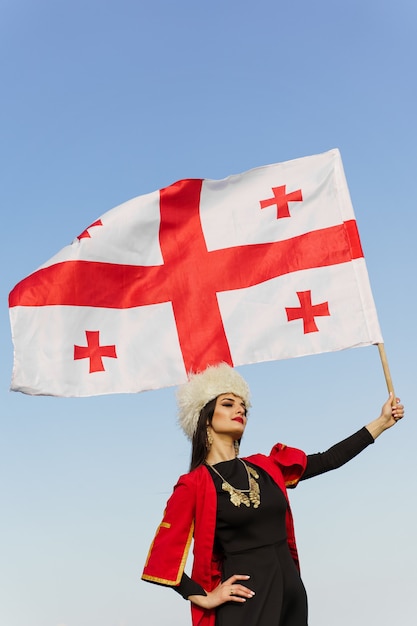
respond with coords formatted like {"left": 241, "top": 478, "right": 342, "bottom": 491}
{"left": 246, "top": 443, "right": 307, "bottom": 488}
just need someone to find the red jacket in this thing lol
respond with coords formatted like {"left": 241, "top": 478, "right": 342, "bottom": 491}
{"left": 142, "top": 443, "right": 307, "bottom": 626}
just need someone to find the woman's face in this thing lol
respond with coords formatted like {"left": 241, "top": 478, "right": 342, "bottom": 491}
{"left": 210, "top": 393, "right": 247, "bottom": 438}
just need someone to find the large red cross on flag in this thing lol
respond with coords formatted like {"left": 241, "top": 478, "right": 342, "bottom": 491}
{"left": 9, "top": 149, "right": 383, "bottom": 397}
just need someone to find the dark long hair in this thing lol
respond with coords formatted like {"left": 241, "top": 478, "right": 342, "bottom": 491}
{"left": 189, "top": 398, "right": 217, "bottom": 471}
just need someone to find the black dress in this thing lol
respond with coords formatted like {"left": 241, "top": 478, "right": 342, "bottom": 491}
{"left": 175, "top": 427, "right": 373, "bottom": 626}
{"left": 209, "top": 458, "right": 308, "bottom": 626}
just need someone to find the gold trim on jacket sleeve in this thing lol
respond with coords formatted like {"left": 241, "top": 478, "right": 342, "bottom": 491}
{"left": 142, "top": 521, "right": 195, "bottom": 586}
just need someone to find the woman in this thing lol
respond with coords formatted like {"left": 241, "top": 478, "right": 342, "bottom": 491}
{"left": 142, "top": 363, "right": 404, "bottom": 626}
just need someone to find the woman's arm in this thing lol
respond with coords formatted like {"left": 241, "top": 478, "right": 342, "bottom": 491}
{"left": 302, "top": 394, "right": 404, "bottom": 481}
{"left": 173, "top": 573, "right": 207, "bottom": 599}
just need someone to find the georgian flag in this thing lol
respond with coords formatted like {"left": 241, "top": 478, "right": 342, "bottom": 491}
{"left": 9, "top": 149, "right": 382, "bottom": 397}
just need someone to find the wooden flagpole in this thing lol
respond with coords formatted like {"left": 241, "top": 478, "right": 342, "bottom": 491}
{"left": 377, "top": 343, "right": 396, "bottom": 402}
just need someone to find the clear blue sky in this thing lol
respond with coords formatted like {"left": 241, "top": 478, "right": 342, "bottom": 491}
{"left": 1, "top": 2, "right": 415, "bottom": 625}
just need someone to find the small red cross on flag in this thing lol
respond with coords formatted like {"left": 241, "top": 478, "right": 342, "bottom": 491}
{"left": 74, "top": 330, "right": 117, "bottom": 373}
{"left": 77, "top": 219, "right": 103, "bottom": 240}
{"left": 260, "top": 185, "right": 303, "bottom": 219}
{"left": 286, "top": 291, "right": 330, "bottom": 334}
{"left": 9, "top": 149, "right": 383, "bottom": 397}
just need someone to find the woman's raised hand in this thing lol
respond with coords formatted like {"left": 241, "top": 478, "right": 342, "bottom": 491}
{"left": 366, "top": 393, "right": 405, "bottom": 439}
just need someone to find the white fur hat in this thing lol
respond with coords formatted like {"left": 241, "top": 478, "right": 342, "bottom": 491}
{"left": 177, "top": 363, "right": 251, "bottom": 440}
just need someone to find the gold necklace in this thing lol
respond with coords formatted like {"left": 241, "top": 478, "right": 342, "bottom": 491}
{"left": 207, "top": 458, "right": 261, "bottom": 509}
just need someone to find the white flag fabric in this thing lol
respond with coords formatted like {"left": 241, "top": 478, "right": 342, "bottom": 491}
{"left": 9, "top": 149, "right": 383, "bottom": 397}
